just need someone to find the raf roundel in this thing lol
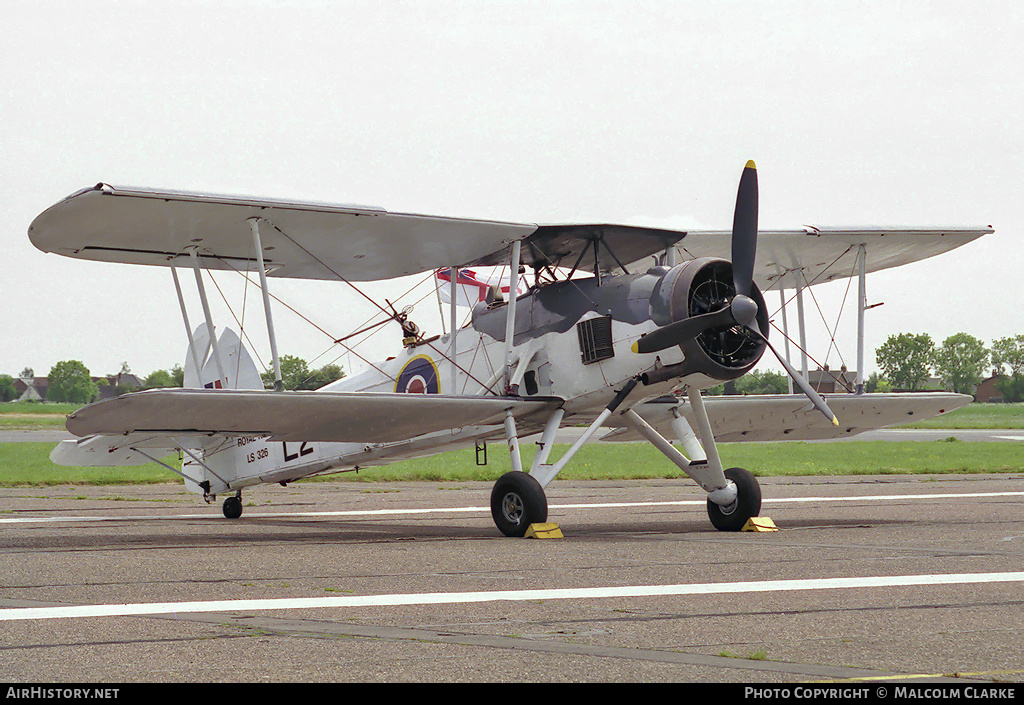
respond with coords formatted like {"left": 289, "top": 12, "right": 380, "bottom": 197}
{"left": 395, "top": 355, "right": 440, "bottom": 394}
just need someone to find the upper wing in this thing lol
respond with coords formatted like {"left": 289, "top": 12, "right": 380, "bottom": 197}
{"left": 671, "top": 226, "right": 992, "bottom": 289}
{"left": 29, "top": 184, "right": 537, "bottom": 281}
{"left": 603, "top": 392, "right": 972, "bottom": 443}
{"left": 29, "top": 186, "right": 690, "bottom": 281}
{"left": 29, "top": 185, "right": 989, "bottom": 286}
{"left": 462, "top": 223, "right": 688, "bottom": 273}
{"left": 64, "top": 388, "right": 560, "bottom": 443}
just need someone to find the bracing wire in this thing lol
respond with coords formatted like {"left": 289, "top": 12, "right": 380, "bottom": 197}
{"left": 265, "top": 223, "right": 503, "bottom": 393}
{"left": 210, "top": 256, "right": 399, "bottom": 384}
{"left": 763, "top": 245, "right": 861, "bottom": 392}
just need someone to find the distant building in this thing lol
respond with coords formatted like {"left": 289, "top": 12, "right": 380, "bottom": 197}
{"left": 12, "top": 372, "right": 143, "bottom": 402}
{"left": 974, "top": 374, "right": 1006, "bottom": 403}
{"left": 13, "top": 377, "right": 49, "bottom": 402}
{"left": 806, "top": 366, "right": 856, "bottom": 394}
{"left": 95, "top": 372, "right": 143, "bottom": 400}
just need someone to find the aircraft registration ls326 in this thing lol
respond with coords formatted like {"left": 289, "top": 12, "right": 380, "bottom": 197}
{"left": 29, "top": 163, "right": 991, "bottom": 535}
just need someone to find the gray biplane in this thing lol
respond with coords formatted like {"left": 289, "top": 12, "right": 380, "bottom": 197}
{"left": 29, "top": 162, "right": 991, "bottom": 535}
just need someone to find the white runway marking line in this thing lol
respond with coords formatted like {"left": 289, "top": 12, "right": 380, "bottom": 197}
{"left": 3, "top": 572, "right": 1024, "bottom": 621}
{"left": 1, "top": 491, "right": 1023, "bottom": 525}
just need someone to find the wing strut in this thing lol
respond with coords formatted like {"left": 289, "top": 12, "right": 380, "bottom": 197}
{"left": 190, "top": 250, "right": 228, "bottom": 387}
{"left": 856, "top": 243, "right": 867, "bottom": 394}
{"left": 449, "top": 266, "right": 458, "bottom": 394}
{"left": 499, "top": 240, "right": 526, "bottom": 473}
{"left": 171, "top": 266, "right": 204, "bottom": 377}
{"left": 502, "top": 239, "right": 522, "bottom": 392}
{"left": 778, "top": 288, "right": 794, "bottom": 394}
{"left": 793, "top": 269, "right": 809, "bottom": 378}
{"left": 249, "top": 218, "right": 284, "bottom": 392}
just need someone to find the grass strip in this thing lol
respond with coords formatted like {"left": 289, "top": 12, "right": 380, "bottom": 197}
{"left": 4, "top": 402, "right": 1023, "bottom": 428}
{"left": 1, "top": 439, "right": 1020, "bottom": 487}
{"left": 901, "top": 403, "right": 1024, "bottom": 429}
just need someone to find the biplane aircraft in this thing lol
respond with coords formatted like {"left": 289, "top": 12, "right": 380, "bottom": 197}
{"left": 28, "top": 163, "right": 992, "bottom": 536}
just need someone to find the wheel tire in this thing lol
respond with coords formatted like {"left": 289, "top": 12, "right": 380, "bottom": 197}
{"left": 707, "top": 467, "right": 761, "bottom": 531}
{"left": 223, "top": 496, "right": 243, "bottom": 519}
{"left": 490, "top": 471, "right": 548, "bottom": 537}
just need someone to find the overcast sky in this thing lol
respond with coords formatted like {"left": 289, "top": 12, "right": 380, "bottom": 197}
{"left": 2, "top": 1, "right": 1020, "bottom": 383}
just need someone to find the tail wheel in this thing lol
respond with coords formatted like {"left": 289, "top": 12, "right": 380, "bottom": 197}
{"left": 223, "top": 495, "right": 243, "bottom": 519}
{"left": 490, "top": 471, "right": 548, "bottom": 537}
{"left": 707, "top": 467, "right": 761, "bottom": 531}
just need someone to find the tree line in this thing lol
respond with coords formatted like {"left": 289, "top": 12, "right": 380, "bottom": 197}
{"left": 5, "top": 333, "right": 1020, "bottom": 404}
{"left": 0, "top": 354, "right": 345, "bottom": 405}
{"left": 875, "top": 332, "right": 1023, "bottom": 401}
{"left": 695, "top": 332, "right": 1023, "bottom": 400}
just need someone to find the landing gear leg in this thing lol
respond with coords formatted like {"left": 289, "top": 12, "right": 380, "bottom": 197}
{"left": 222, "top": 491, "right": 243, "bottom": 519}
{"left": 707, "top": 467, "right": 761, "bottom": 531}
{"left": 680, "top": 389, "right": 762, "bottom": 531}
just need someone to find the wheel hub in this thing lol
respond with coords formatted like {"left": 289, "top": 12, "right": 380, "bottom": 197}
{"left": 501, "top": 492, "right": 525, "bottom": 525}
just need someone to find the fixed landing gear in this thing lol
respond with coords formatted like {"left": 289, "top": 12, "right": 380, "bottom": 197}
{"left": 490, "top": 471, "right": 547, "bottom": 537}
{"left": 707, "top": 467, "right": 761, "bottom": 531}
{"left": 222, "top": 492, "right": 243, "bottom": 519}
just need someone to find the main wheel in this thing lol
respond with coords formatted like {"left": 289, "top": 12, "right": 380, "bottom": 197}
{"left": 222, "top": 495, "right": 243, "bottom": 519}
{"left": 490, "top": 471, "right": 548, "bottom": 537}
{"left": 707, "top": 467, "right": 761, "bottom": 531}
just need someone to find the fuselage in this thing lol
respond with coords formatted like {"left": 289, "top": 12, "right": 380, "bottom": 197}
{"left": 201, "top": 274, "right": 708, "bottom": 492}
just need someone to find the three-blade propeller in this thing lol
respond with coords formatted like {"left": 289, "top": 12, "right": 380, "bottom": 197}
{"left": 635, "top": 161, "right": 839, "bottom": 426}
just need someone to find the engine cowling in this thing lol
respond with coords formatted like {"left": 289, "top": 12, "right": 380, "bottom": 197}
{"left": 646, "top": 257, "right": 769, "bottom": 382}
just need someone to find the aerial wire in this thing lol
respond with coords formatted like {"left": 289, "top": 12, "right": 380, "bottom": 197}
{"left": 211, "top": 256, "right": 398, "bottom": 384}
{"left": 267, "top": 223, "right": 499, "bottom": 393}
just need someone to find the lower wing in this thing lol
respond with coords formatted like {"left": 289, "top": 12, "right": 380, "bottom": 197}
{"left": 63, "top": 388, "right": 560, "bottom": 443}
{"left": 603, "top": 392, "right": 972, "bottom": 442}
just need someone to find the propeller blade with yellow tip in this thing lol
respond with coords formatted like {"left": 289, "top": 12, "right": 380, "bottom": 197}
{"left": 751, "top": 326, "right": 839, "bottom": 426}
{"left": 731, "top": 160, "right": 759, "bottom": 298}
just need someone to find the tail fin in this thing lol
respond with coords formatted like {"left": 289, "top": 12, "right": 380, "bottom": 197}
{"left": 181, "top": 324, "right": 267, "bottom": 497}
{"left": 182, "top": 323, "right": 263, "bottom": 390}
